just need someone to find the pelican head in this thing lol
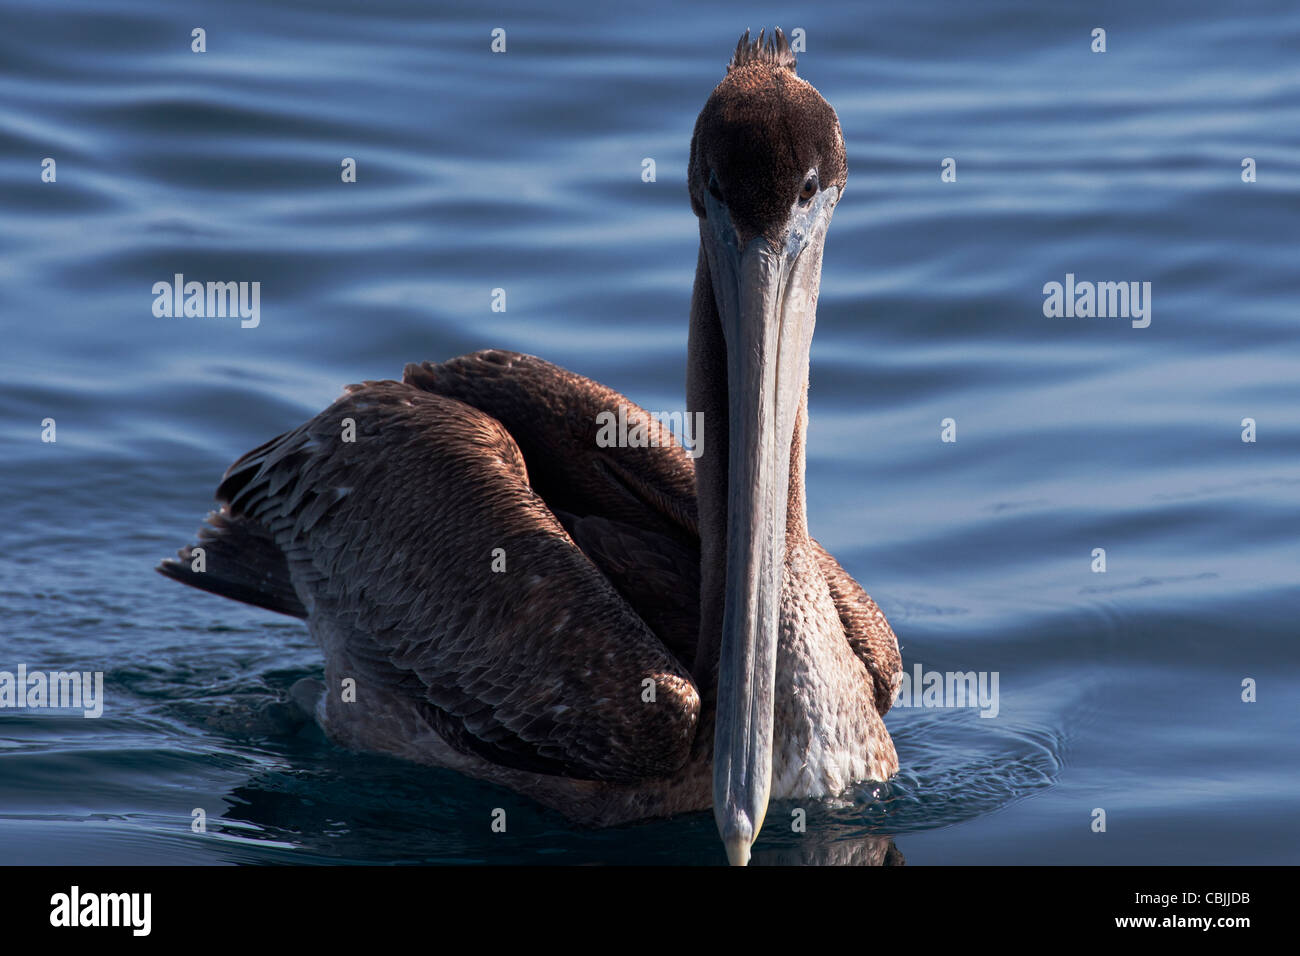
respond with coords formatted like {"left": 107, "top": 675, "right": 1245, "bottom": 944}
{"left": 687, "top": 28, "right": 848, "bottom": 865}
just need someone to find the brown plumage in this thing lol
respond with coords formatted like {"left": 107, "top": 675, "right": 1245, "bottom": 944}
{"left": 160, "top": 28, "right": 901, "bottom": 861}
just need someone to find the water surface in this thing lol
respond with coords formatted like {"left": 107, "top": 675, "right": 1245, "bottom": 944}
{"left": 1, "top": 0, "right": 1297, "bottom": 864}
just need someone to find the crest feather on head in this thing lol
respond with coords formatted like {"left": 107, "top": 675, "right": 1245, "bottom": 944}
{"left": 728, "top": 28, "right": 797, "bottom": 74}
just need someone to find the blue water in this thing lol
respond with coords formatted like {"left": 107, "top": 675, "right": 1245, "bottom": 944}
{"left": 1, "top": 0, "right": 1297, "bottom": 865}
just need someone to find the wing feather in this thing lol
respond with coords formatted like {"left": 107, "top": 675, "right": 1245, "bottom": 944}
{"left": 217, "top": 380, "right": 700, "bottom": 782}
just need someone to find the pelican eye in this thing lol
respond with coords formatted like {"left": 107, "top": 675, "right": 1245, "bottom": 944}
{"left": 707, "top": 170, "right": 724, "bottom": 203}
{"left": 799, "top": 173, "right": 819, "bottom": 204}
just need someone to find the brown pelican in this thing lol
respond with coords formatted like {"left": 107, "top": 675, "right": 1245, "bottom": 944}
{"left": 161, "top": 28, "right": 901, "bottom": 865}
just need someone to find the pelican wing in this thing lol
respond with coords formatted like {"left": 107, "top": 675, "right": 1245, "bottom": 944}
{"left": 404, "top": 350, "right": 705, "bottom": 661}
{"left": 403, "top": 350, "right": 700, "bottom": 541}
{"left": 164, "top": 377, "right": 700, "bottom": 782}
{"left": 408, "top": 350, "right": 901, "bottom": 719}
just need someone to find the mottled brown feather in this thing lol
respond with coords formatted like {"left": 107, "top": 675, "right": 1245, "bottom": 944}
{"left": 192, "top": 380, "right": 702, "bottom": 782}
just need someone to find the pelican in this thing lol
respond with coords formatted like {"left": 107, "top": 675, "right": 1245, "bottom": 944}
{"left": 161, "top": 28, "right": 901, "bottom": 865}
